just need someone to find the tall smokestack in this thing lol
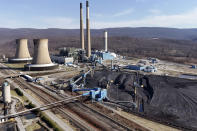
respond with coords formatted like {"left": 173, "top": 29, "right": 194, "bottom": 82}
{"left": 86, "top": 1, "right": 91, "bottom": 57}
{"left": 25, "top": 39, "right": 58, "bottom": 71}
{"left": 80, "top": 3, "right": 85, "bottom": 50}
{"left": 8, "top": 39, "right": 32, "bottom": 63}
{"left": 104, "top": 31, "right": 108, "bottom": 52}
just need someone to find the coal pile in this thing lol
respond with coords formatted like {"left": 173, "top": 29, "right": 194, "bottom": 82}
{"left": 86, "top": 70, "right": 197, "bottom": 129}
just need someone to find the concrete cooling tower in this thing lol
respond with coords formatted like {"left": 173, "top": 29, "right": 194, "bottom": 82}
{"left": 8, "top": 39, "right": 32, "bottom": 63}
{"left": 25, "top": 39, "right": 58, "bottom": 71}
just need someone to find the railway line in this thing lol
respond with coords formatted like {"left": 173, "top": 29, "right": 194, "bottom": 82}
{"left": 14, "top": 78, "right": 96, "bottom": 131}
{"left": 0, "top": 65, "right": 95, "bottom": 130}
{"left": 0, "top": 65, "right": 137, "bottom": 130}
{"left": 0, "top": 63, "right": 195, "bottom": 131}
{"left": 15, "top": 77, "right": 135, "bottom": 131}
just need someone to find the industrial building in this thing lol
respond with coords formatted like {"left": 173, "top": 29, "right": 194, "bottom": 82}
{"left": 124, "top": 65, "right": 145, "bottom": 71}
{"left": 144, "top": 65, "right": 157, "bottom": 72}
{"left": 124, "top": 64, "right": 157, "bottom": 72}
{"left": 51, "top": 55, "right": 74, "bottom": 65}
{"left": 8, "top": 39, "right": 32, "bottom": 63}
{"left": 90, "top": 49, "right": 116, "bottom": 61}
{"left": 25, "top": 39, "right": 58, "bottom": 71}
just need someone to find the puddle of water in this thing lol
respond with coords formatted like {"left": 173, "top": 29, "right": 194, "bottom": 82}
{"left": 34, "top": 127, "right": 47, "bottom": 131}
{"left": 24, "top": 113, "right": 37, "bottom": 119}
{"left": 179, "top": 74, "right": 197, "bottom": 79}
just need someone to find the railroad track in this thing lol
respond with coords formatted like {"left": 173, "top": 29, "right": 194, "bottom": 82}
{"left": 0, "top": 66, "right": 99, "bottom": 130}
{"left": 16, "top": 78, "right": 134, "bottom": 130}
{"left": 13, "top": 78, "right": 131, "bottom": 130}
{"left": 1, "top": 64, "right": 194, "bottom": 131}
{"left": 77, "top": 102, "right": 134, "bottom": 131}
{"left": 0, "top": 65, "right": 176, "bottom": 130}
{"left": 14, "top": 78, "right": 95, "bottom": 131}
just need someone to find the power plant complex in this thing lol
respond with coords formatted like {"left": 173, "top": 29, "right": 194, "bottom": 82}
{"left": 0, "top": 1, "right": 193, "bottom": 131}
{"left": 7, "top": 0, "right": 113, "bottom": 71}
{"left": 6, "top": 1, "right": 100, "bottom": 71}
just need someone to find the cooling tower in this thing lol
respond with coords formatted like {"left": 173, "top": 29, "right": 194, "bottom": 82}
{"left": 25, "top": 39, "right": 58, "bottom": 71}
{"left": 80, "top": 3, "right": 85, "bottom": 50}
{"left": 8, "top": 39, "right": 32, "bottom": 63}
{"left": 2, "top": 82, "right": 11, "bottom": 104}
{"left": 104, "top": 31, "right": 108, "bottom": 52}
{"left": 86, "top": 1, "right": 91, "bottom": 57}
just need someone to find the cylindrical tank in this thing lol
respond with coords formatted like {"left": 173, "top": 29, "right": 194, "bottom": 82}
{"left": 32, "top": 39, "right": 52, "bottom": 64}
{"left": 2, "top": 82, "right": 11, "bottom": 104}
{"left": 15, "top": 39, "right": 31, "bottom": 59}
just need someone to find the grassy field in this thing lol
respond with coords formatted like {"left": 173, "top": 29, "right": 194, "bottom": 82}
{"left": 11, "top": 89, "right": 28, "bottom": 103}
{"left": 26, "top": 122, "right": 41, "bottom": 131}
{"left": 4, "top": 63, "right": 25, "bottom": 69}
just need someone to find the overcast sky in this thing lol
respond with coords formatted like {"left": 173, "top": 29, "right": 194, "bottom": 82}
{"left": 0, "top": 0, "right": 197, "bottom": 29}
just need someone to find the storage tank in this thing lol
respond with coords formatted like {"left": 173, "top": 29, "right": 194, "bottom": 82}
{"left": 2, "top": 82, "right": 11, "bottom": 104}
{"left": 8, "top": 39, "right": 32, "bottom": 63}
{"left": 25, "top": 39, "right": 58, "bottom": 71}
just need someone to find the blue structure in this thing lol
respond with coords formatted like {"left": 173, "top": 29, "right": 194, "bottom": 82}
{"left": 92, "top": 51, "right": 115, "bottom": 60}
{"left": 191, "top": 65, "right": 196, "bottom": 69}
{"left": 72, "top": 87, "right": 107, "bottom": 101}
{"left": 124, "top": 65, "right": 145, "bottom": 71}
{"left": 90, "top": 54, "right": 97, "bottom": 62}
{"left": 101, "top": 52, "right": 114, "bottom": 60}
{"left": 21, "top": 75, "right": 35, "bottom": 82}
{"left": 139, "top": 102, "right": 144, "bottom": 112}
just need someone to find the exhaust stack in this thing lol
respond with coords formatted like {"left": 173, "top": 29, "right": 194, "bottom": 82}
{"left": 86, "top": 1, "right": 91, "bottom": 57}
{"left": 80, "top": 3, "right": 85, "bottom": 50}
{"left": 104, "top": 31, "right": 108, "bottom": 52}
